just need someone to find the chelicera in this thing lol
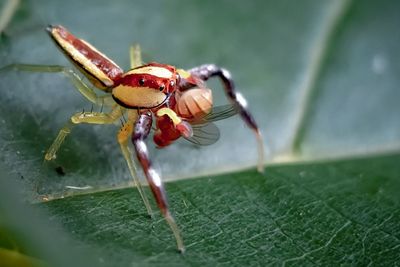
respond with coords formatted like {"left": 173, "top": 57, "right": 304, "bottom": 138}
{"left": 1, "top": 25, "right": 264, "bottom": 252}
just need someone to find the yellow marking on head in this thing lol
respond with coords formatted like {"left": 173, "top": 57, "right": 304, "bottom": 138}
{"left": 125, "top": 66, "right": 173, "bottom": 79}
{"left": 176, "top": 69, "right": 191, "bottom": 79}
{"left": 156, "top": 108, "right": 182, "bottom": 125}
{"left": 52, "top": 31, "right": 114, "bottom": 87}
{"left": 112, "top": 85, "right": 167, "bottom": 108}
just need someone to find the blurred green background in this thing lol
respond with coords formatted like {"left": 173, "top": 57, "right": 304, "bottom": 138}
{"left": 0, "top": 0, "right": 399, "bottom": 266}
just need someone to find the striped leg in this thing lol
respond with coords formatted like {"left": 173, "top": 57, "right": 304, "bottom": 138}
{"left": 181, "top": 64, "right": 265, "bottom": 172}
{"left": 132, "top": 112, "right": 185, "bottom": 253}
{"left": 117, "top": 110, "right": 153, "bottom": 217}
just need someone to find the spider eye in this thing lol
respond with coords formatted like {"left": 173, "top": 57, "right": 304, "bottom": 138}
{"left": 159, "top": 85, "right": 165, "bottom": 91}
{"left": 139, "top": 78, "right": 145, "bottom": 86}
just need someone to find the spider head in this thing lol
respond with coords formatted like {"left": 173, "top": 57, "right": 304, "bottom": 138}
{"left": 112, "top": 63, "right": 177, "bottom": 109}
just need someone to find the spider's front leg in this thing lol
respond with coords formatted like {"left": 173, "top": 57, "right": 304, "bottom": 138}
{"left": 180, "top": 64, "right": 265, "bottom": 172}
{"left": 132, "top": 112, "right": 185, "bottom": 253}
{"left": 0, "top": 64, "right": 114, "bottom": 106}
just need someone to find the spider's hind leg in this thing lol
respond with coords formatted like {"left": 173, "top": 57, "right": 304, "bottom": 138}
{"left": 182, "top": 64, "right": 265, "bottom": 172}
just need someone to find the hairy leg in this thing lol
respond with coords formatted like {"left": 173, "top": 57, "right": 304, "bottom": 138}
{"left": 45, "top": 105, "right": 124, "bottom": 160}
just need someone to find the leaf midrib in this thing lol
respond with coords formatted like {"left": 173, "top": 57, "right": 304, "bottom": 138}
{"left": 36, "top": 149, "right": 400, "bottom": 203}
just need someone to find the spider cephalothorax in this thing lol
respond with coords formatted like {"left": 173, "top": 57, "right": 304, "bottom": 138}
{"left": 112, "top": 63, "right": 178, "bottom": 109}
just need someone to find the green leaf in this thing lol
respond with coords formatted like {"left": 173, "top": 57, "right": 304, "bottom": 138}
{"left": 3, "top": 154, "right": 399, "bottom": 266}
{"left": 1, "top": 154, "right": 400, "bottom": 266}
{"left": 0, "top": 0, "right": 399, "bottom": 266}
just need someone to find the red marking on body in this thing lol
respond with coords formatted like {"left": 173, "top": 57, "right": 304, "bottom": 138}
{"left": 115, "top": 74, "right": 170, "bottom": 91}
{"left": 50, "top": 25, "right": 123, "bottom": 81}
{"left": 180, "top": 73, "right": 205, "bottom": 90}
{"left": 117, "top": 63, "right": 178, "bottom": 94}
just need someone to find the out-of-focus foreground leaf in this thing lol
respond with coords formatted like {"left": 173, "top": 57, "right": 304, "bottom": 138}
{"left": 0, "top": 0, "right": 399, "bottom": 266}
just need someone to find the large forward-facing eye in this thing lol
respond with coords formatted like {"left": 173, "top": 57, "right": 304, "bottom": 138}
{"left": 139, "top": 78, "right": 145, "bottom": 86}
{"left": 159, "top": 85, "right": 165, "bottom": 91}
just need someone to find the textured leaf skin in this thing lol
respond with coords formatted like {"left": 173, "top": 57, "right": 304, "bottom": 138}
{"left": 37, "top": 155, "right": 400, "bottom": 266}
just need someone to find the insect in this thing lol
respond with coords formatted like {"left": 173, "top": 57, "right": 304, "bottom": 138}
{"left": 1, "top": 25, "right": 264, "bottom": 252}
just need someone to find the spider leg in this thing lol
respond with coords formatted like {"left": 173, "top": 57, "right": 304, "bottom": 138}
{"left": 132, "top": 112, "right": 185, "bottom": 253}
{"left": 0, "top": 64, "right": 114, "bottom": 106}
{"left": 117, "top": 110, "right": 153, "bottom": 217}
{"left": 181, "top": 64, "right": 265, "bottom": 172}
{"left": 129, "top": 44, "right": 142, "bottom": 69}
{"left": 45, "top": 105, "right": 124, "bottom": 161}
{"left": 45, "top": 120, "right": 73, "bottom": 161}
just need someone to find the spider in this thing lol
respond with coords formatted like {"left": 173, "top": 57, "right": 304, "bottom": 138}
{"left": 1, "top": 25, "right": 264, "bottom": 252}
